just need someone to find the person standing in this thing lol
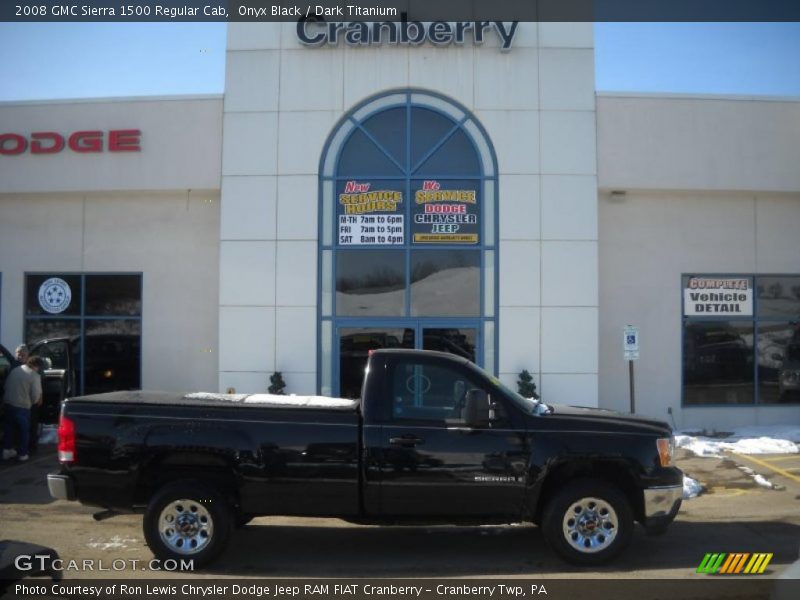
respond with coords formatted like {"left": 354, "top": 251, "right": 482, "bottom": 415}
{"left": 2, "top": 356, "right": 45, "bottom": 462}
{"left": 13, "top": 344, "right": 29, "bottom": 366}
{"left": 14, "top": 344, "right": 44, "bottom": 456}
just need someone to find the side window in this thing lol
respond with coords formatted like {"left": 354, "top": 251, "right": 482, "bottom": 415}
{"left": 389, "top": 359, "right": 505, "bottom": 426}
{"left": 32, "top": 340, "right": 70, "bottom": 370}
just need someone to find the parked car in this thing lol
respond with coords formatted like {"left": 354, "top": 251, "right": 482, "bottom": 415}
{"left": 0, "top": 343, "right": 15, "bottom": 398}
{"left": 29, "top": 334, "right": 140, "bottom": 423}
{"left": 778, "top": 342, "right": 800, "bottom": 401}
{"left": 0, "top": 345, "right": 16, "bottom": 433}
{"left": 684, "top": 323, "right": 752, "bottom": 384}
{"left": 48, "top": 349, "right": 683, "bottom": 567}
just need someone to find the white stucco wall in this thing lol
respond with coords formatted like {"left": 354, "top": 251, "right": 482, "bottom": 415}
{"left": 0, "top": 191, "right": 220, "bottom": 392}
{"left": 597, "top": 93, "right": 800, "bottom": 193}
{"left": 219, "top": 22, "right": 599, "bottom": 405}
{"left": 0, "top": 96, "right": 223, "bottom": 392}
{"left": 597, "top": 95, "right": 800, "bottom": 429}
{"left": 0, "top": 96, "right": 223, "bottom": 193}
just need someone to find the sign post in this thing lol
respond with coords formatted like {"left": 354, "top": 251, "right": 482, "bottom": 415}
{"left": 623, "top": 325, "right": 640, "bottom": 414}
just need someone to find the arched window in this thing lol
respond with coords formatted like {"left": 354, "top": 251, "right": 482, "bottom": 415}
{"left": 318, "top": 90, "right": 498, "bottom": 398}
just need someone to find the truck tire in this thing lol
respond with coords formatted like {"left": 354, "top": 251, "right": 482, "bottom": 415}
{"left": 541, "top": 478, "right": 633, "bottom": 565}
{"left": 143, "top": 481, "right": 232, "bottom": 568}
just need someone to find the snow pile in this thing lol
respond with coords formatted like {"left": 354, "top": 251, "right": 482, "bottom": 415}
{"left": 184, "top": 392, "right": 354, "bottom": 407}
{"left": 737, "top": 465, "right": 778, "bottom": 490}
{"left": 683, "top": 475, "right": 704, "bottom": 499}
{"left": 753, "top": 474, "right": 775, "bottom": 489}
{"left": 185, "top": 392, "right": 247, "bottom": 402}
{"left": 675, "top": 425, "right": 800, "bottom": 457}
{"left": 243, "top": 394, "right": 354, "bottom": 408}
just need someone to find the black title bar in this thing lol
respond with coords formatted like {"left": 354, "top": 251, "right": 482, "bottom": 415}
{"left": 3, "top": 1, "right": 800, "bottom": 22}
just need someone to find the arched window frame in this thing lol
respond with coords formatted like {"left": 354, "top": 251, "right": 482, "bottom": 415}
{"left": 317, "top": 89, "right": 499, "bottom": 396}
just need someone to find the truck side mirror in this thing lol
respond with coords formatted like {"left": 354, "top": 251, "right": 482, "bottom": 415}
{"left": 464, "top": 389, "right": 490, "bottom": 428}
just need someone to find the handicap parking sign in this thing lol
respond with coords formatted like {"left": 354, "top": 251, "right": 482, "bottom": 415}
{"left": 624, "top": 326, "right": 639, "bottom": 360}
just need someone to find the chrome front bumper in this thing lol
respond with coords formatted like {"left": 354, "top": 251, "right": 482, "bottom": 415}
{"left": 643, "top": 484, "right": 682, "bottom": 519}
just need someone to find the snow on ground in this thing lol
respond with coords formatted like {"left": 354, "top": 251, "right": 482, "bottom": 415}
{"left": 737, "top": 465, "right": 778, "bottom": 490}
{"left": 675, "top": 425, "right": 800, "bottom": 457}
{"left": 675, "top": 425, "right": 796, "bottom": 496}
{"left": 682, "top": 475, "right": 704, "bottom": 499}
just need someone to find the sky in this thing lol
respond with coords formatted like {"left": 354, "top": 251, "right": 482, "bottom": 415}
{"left": 0, "top": 22, "right": 799, "bottom": 101}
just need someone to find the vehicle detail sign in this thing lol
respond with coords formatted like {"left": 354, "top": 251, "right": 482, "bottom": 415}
{"left": 412, "top": 180, "right": 479, "bottom": 244}
{"left": 683, "top": 277, "right": 753, "bottom": 316}
{"left": 338, "top": 180, "right": 404, "bottom": 245}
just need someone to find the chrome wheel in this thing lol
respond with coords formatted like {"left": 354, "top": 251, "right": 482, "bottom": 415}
{"left": 158, "top": 499, "right": 214, "bottom": 555}
{"left": 562, "top": 496, "right": 618, "bottom": 554}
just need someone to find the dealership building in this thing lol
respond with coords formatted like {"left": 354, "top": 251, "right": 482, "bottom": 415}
{"left": 1, "top": 22, "right": 799, "bottom": 430}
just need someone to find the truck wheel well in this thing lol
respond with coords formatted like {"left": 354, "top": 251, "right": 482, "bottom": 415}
{"left": 137, "top": 461, "right": 241, "bottom": 511}
{"left": 533, "top": 461, "right": 644, "bottom": 525}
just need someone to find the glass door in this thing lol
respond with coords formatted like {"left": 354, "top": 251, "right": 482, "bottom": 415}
{"left": 335, "top": 322, "right": 481, "bottom": 399}
{"left": 421, "top": 324, "right": 479, "bottom": 363}
{"left": 336, "top": 325, "right": 415, "bottom": 399}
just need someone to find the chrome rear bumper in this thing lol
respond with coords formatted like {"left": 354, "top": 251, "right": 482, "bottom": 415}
{"left": 47, "top": 473, "right": 76, "bottom": 501}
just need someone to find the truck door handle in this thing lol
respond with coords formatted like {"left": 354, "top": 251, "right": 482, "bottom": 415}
{"left": 389, "top": 435, "right": 424, "bottom": 447}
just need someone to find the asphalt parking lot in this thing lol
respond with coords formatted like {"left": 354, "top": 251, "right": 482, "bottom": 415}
{"left": 0, "top": 447, "right": 798, "bottom": 585}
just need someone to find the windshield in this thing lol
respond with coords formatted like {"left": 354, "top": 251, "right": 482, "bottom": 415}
{"left": 496, "top": 377, "right": 552, "bottom": 415}
{"left": 463, "top": 360, "right": 547, "bottom": 415}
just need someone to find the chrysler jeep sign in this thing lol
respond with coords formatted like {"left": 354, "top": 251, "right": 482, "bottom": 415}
{"left": 297, "top": 18, "right": 519, "bottom": 51}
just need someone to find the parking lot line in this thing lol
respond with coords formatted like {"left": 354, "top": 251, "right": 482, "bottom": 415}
{"left": 759, "top": 455, "right": 800, "bottom": 463}
{"left": 731, "top": 452, "right": 800, "bottom": 484}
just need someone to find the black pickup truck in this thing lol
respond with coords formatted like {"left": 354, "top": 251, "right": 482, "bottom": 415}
{"left": 47, "top": 349, "right": 682, "bottom": 567}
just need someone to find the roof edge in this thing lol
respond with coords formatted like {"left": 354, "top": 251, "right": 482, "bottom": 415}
{"left": 0, "top": 93, "right": 224, "bottom": 107}
{"left": 596, "top": 91, "right": 800, "bottom": 104}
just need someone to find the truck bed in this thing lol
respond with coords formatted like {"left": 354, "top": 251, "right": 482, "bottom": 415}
{"left": 60, "top": 390, "right": 362, "bottom": 516}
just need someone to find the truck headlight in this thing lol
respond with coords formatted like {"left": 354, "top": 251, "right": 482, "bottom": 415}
{"left": 656, "top": 437, "right": 674, "bottom": 467}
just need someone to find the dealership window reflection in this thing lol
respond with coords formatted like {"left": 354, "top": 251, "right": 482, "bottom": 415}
{"left": 24, "top": 273, "right": 142, "bottom": 396}
{"left": 682, "top": 274, "right": 800, "bottom": 406}
{"left": 319, "top": 91, "right": 498, "bottom": 397}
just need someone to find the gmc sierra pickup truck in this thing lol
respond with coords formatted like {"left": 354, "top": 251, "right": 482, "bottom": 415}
{"left": 47, "top": 349, "right": 682, "bottom": 567}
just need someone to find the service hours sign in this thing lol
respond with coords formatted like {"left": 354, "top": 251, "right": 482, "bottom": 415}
{"left": 337, "top": 180, "right": 404, "bottom": 245}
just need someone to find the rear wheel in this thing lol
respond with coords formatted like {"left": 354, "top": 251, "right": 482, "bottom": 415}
{"left": 143, "top": 481, "right": 232, "bottom": 568}
{"left": 541, "top": 478, "right": 633, "bottom": 565}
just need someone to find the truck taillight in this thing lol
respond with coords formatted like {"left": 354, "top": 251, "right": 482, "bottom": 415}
{"left": 58, "top": 415, "right": 76, "bottom": 464}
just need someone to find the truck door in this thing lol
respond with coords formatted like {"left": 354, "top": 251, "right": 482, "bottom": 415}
{"left": 370, "top": 354, "right": 529, "bottom": 517}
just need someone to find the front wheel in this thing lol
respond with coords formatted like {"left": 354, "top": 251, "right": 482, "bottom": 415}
{"left": 541, "top": 478, "right": 633, "bottom": 565}
{"left": 143, "top": 481, "right": 232, "bottom": 568}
